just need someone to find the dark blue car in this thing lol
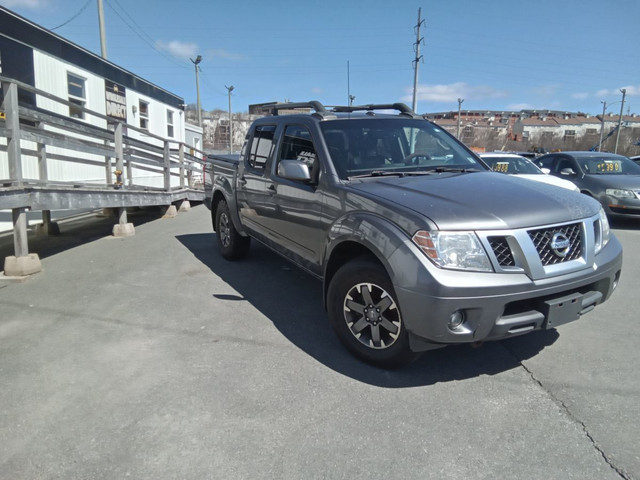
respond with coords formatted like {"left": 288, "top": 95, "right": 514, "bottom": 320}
{"left": 536, "top": 151, "right": 640, "bottom": 218}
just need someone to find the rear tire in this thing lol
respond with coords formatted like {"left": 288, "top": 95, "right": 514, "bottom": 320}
{"left": 215, "top": 199, "right": 250, "bottom": 260}
{"left": 327, "top": 258, "right": 419, "bottom": 368}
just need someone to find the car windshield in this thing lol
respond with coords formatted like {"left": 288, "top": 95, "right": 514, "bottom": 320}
{"left": 320, "top": 118, "right": 484, "bottom": 180}
{"left": 481, "top": 155, "right": 542, "bottom": 175}
{"left": 576, "top": 155, "right": 640, "bottom": 175}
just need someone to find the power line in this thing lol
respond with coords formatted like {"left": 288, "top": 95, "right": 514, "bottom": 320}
{"left": 50, "top": 0, "right": 92, "bottom": 30}
{"left": 103, "top": 0, "right": 191, "bottom": 70}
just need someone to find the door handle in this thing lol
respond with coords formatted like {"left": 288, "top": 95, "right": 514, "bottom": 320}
{"left": 238, "top": 176, "right": 247, "bottom": 185}
{"left": 267, "top": 184, "right": 276, "bottom": 193}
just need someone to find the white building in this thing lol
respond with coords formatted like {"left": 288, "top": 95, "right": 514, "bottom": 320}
{"left": 0, "top": 6, "right": 202, "bottom": 231}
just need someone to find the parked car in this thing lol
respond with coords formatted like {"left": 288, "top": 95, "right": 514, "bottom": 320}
{"left": 205, "top": 101, "right": 622, "bottom": 368}
{"left": 479, "top": 152, "right": 579, "bottom": 191}
{"left": 535, "top": 151, "right": 640, "bottom": 217}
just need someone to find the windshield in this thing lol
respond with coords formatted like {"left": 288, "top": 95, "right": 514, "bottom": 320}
{"left": 320, "top": 118, "right": 483, "bottom": 180}
{"left": 577, "top": 155, "right": 640, "bottom": 175}
{"left": 481, "top": 155, "right": 542, "bottom": 175}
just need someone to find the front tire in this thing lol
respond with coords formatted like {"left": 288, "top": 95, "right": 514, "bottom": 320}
{"left": 215, "top": 199, "right": 250, "bottom": 260}
{"left": 327, "top": 258, "right": 419, "bottom": 368}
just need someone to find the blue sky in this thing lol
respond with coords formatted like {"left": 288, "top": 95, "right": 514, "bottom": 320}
{"left": 2, "top": 0, "right": 639, "bottom": 115}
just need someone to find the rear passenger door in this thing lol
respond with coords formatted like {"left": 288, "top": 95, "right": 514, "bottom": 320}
{"left": 237, "top": 124, "right": 278, "bottom": 235}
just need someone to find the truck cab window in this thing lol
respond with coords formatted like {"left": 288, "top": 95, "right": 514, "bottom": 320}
{"left": 278, "top": 125, "right": 317, "bottom": 179}
{"left": 247, "top": 125, "right": 276, "bottom": 170}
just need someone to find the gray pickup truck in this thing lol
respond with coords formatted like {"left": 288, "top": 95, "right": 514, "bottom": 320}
{"left": 205, "top": 101, "right": 622, "bottom": 368}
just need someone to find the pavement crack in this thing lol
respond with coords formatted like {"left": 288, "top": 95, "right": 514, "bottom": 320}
{"left": 502, "top": 343, "right": 633, "bottom": 480}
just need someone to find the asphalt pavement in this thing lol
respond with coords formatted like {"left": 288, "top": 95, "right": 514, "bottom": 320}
{"left": 0, "top": 204, "right": 638, "bottom": 480}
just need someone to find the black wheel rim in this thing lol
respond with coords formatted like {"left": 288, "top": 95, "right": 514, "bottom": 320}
{"left": 343, "top": 282, "right": 401, "bottom": 349}
{"left": 219, "top": 212, "right": 231, "bottom": 248}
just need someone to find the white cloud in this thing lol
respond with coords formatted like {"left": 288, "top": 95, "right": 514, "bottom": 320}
{"left": 595, "top": 85, "right": 640, "bottom": 98}
{"left": 403, "top": 82, "right": 508, "bottom": 103}
{"left": 311, "top": 87, "right": 323, "bottom": 94}
{"left": 621, "top": 85, "right": 640, "bottom": 96}
{"left": 156, "top": 40, "right": 198, "bottom": 60}
{"left": 0, "top": 0, "right": 48, "bottom": 8}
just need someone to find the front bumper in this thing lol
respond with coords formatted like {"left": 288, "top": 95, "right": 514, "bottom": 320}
{"left": 394, "top": 236, "right": 622, "bottom": 352}
{"left": 603, "top": 194, "right": 640, "bottom": 217}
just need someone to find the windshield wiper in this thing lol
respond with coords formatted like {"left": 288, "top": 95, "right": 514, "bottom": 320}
{"left": 348, "top": 170, "right": 409, "bottom": 179}
{"left": 433, "top": 166, "right": 481, "bottom": 173}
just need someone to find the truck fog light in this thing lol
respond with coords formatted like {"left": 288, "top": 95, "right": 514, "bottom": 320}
{"left": 448, "top": 310, "right": 465, "bottom": 331}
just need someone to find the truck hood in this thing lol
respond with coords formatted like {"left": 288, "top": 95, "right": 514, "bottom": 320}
{"left": 348, "top": 172, "right": 599, "bottom": 230}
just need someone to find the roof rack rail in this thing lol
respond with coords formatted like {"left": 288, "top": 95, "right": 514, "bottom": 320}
{"left": 262, "top": 101, "right": 328, "bottom": 116}
{"left": 331, "top": 103, "right": 418, "bottom": 117}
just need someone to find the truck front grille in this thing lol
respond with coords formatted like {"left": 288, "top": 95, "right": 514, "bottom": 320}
{"left": 527, "top": 222, "right": 582, "bottom": 265}
{"left": 488, "top": 236, "right": 515, "bottom": 266}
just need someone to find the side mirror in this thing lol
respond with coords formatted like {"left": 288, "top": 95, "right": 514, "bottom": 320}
{"left": 277, "top": 159, "right": 312, "bottom": 182}
{"left": 540, "top": 168, "right": 551, "bottom": 174}
{"left": 560, "top": 167, "right": 576, "bottom": 176}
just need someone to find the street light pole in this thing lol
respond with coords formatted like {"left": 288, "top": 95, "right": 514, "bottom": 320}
{"left": 190, "top": 55, "right": 202, "bottom": 127}
{"left": 225, "top": 85, "right": 234, "bottom": 154}
{"left": 457, "top": 98, "right": 464, "bottom": 139}
{"left": 599, "top": 101, "right": 607, "bottom": 152}
{"left": 614, "top": 88, "right": 626, "bottom": 154}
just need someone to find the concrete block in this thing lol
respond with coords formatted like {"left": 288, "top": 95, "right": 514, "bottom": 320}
{"left": 112, "top": 223, "right": 135, "bottom": 237}
{"left": 35, "top": 222, "right": 61, "bottom": 236}
{"left": 178, "top": 200, "right": 191, "bottom": 212}
{"left": 162, "top": 205, "right": 178, "bottom": 218}
{"left": 3, "top": 254, "right": 42, "bottom": 276}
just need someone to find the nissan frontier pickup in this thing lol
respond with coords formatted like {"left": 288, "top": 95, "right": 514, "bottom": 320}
{"left": 205, "top": 101, "right": 622, "bottom": 368}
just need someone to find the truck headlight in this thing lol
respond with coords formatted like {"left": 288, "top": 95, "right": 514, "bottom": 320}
{"left": 594, "top": 207, "right": 610, "bottom": 255}
{"left": 412, "top": 230, "right": 493, "bottom": 272}
{"left": 605, "top": 188, "right": 635, "bottom": 198}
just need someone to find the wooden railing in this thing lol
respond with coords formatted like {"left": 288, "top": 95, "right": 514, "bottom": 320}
{"left": 0, "top": 75, "right": 206, "bottom": 192}
{"left": 0, "top": 75, "right": 206, "bottom": 274}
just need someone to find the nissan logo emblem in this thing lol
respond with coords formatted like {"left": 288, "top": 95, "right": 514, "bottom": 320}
{"left": 550, "top": 232, "right": 571, "bottom": 257}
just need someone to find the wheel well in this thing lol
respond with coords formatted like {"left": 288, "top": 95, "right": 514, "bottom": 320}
{"left": 580, "top": 190, "right": 593, "bottom": 196}
{"left": 324, "top": 241, "right": 384, "bottom": 308}
{"left": 210, "top": 191, "right": 226, "bottom": 231}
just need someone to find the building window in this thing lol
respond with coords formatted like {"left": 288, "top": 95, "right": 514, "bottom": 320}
{"left": 67, "top": 72, "right": 86, "bottom": 119}
{"left": 586, "top": 128, "right": 598, "bottom": 135}
{"left": 167, "top": 110, "right": 174, "bottom": 137}
{"left": 564, "top": 129, "right": 576, "bottom": 139}
{"left": 139, "top": 100, "right": 149, "bottom": 130}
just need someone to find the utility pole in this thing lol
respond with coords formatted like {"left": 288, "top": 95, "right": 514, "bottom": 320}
{"left": 411, "top": 8, "right": 424, "bottom": 114}
{"left": 191, "top": 56, "right": 202, "bottom": 127}
{"left": 599, "top": 101, "right": 606, "bottom": 152}
{"left": 457, "top": 98, "right": 464, "bottom": 139}
{"left": 226, "top": 85, "right": 234, "bottom": 154}
{"left": 347, "top": 60, "right": 352, "bottom": 106}
{"left": 614, "top": 88, "right": 626, "bottom": 154}
{"left": 97, "top": 0, "right": 107, "bottom": 59}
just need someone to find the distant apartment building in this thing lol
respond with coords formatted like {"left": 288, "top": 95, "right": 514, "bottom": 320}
{"left": 426, "top": 109, "right": 640, "bottom": 154}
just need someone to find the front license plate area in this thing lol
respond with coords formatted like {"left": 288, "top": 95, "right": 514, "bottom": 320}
{"left": 542, "top": 292, "right": 583, "bottom": 329}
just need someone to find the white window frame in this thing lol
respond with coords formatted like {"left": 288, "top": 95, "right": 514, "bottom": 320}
{"left": 167, "top": 109, "right": 174, "bottom": 138}
{"left": 139, "top": 100, "right": 149, "bottom": 130}
{"left": 67, "top": 72, "right": 86, "bottom": 120}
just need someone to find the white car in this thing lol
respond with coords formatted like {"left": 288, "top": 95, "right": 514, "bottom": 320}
{"left": 479, "top": 152, "right": 579, "bottom": 191}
